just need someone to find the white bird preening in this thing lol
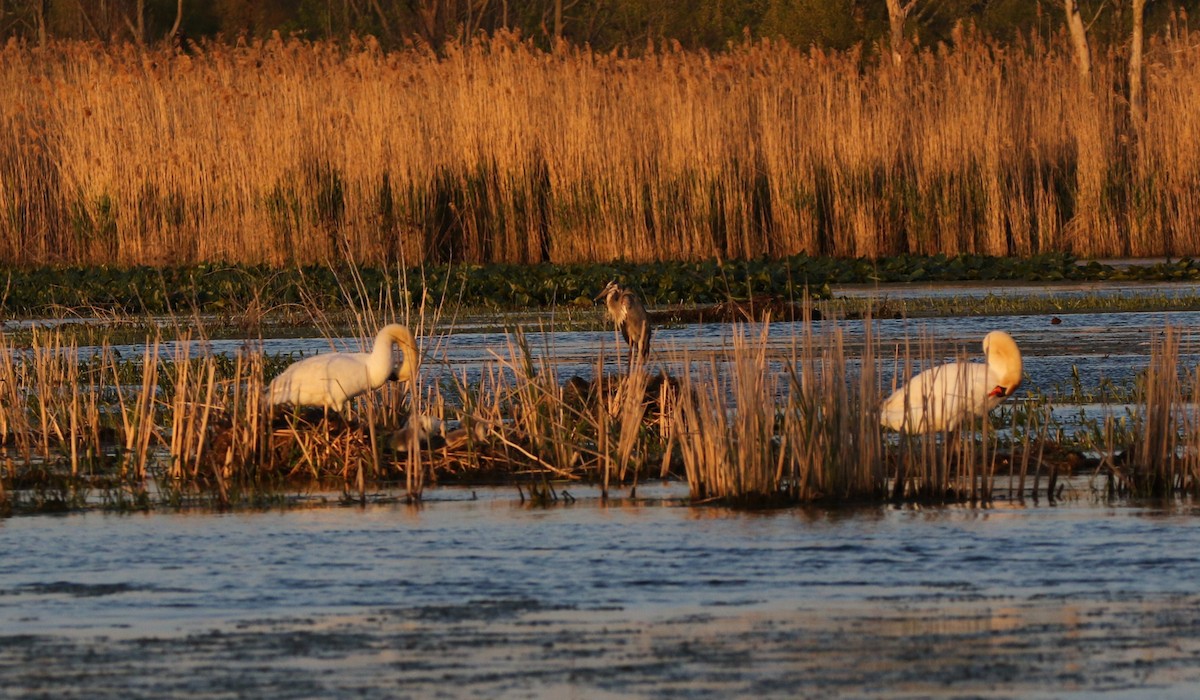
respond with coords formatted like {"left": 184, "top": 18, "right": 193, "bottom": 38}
{"left": 880, "top": 330, "right": 1023, "bottom": 434}
{"left": 596, "top": 280, "right": 652, "bottom": 368}
{"left": 266, "top": 324, "right": 419, "bottom": 416}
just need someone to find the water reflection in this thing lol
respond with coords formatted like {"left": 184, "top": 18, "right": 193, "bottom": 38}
{"left": 2, "top": 493, "right": 1200, "bottom": 696}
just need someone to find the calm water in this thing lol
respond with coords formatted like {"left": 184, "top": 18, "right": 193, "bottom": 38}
{"left": 4, "top": 487, "right": 1200, "bottom": 698}
{"left": 9, "top": 280, "right": 1197, "bottom": 402}
{"left": 51, "top": 305, "right": 1200, "bottom": 402}
{"left": 6, "top": 283, "right": 1200, "bottom": 697}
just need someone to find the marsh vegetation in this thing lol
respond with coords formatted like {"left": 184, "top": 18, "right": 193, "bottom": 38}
{"left": 8, "top": 254, "right": 1200, "bottom": 319}
{"left": 3, "top": 32, "right": 1200, "bottom": 268}
{"left": 5, "top": 14, "right": 1200, "bottom": 695}
{"left": 2, "top": 277, "right": 1198, "bottom": 516}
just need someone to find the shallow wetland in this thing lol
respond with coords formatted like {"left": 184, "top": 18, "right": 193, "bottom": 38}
{"left": 4, "top": 490, "right": 1200, "bottom": 698}
{"left": 6, "top": 16, "right": 1200, "bottom": 695}
{"left": 4, "top": 279, "right": 1200, "bottom": 696}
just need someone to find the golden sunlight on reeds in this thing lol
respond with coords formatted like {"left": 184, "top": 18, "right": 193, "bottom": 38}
{"left": 6, "top": 312, "right": 1200, "bottom": 512}
{"left": 2, "top": 32, "right": 1199, "bottom": 267}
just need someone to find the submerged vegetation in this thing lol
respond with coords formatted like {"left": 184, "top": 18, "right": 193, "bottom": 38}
{"left": 2, "top": 32, "right": 1200, "bottom": 268}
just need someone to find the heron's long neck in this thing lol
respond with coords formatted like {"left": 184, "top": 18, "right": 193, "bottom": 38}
{"left": 607, "top": 293, "right": 624, "bottom": 323}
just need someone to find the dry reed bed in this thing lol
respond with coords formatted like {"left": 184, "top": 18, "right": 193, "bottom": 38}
{"left": 7, "top": 315, "right": 1200, "bottom": 514}
{"left": 3, "top": 33, "right": 1200, "bottom": 267}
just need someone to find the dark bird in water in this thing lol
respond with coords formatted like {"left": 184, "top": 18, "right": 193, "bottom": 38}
{"left": 387, "top": 415, "right": 494, "bottom": 455}
{"left": 563, "top": 372, "right": 679, "bottom": 418}
{"left": 596, "top": 281, "right": 652, "bottom": 368}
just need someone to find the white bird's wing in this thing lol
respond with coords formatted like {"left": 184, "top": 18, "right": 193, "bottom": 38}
{"left": 266, "top": 355, "right": 323, "bottom": 406}
{"left": 319, "top": 353, "right": 373, "bottom": 405}
{"left": 267, "top": 352, "right": 371, "bottom": 411}
{"left": 881, "top": 362, "right": 991, "bottom": 433}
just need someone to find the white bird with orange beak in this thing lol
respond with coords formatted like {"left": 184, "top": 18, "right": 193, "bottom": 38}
{"left": 881, "top": 330, "right": 1023, "bottom": 433}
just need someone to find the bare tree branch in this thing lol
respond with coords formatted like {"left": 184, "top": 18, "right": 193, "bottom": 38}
{"left": 74, "top": 0, "right": 103, "bottom": 40}
{"left": 169, "top": 0, "right": 184, "bottom": 39}
{"left": 122, "top": 0, "right": 145, "bottom": 45}
{"left": 368, "top": 0, "right": 394, "bottom": 39}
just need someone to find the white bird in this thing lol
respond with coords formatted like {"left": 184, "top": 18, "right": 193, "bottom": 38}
{"left": 596, "top": 280, "right": 652, "bottom": 366}
{"left": 880, "top": 330, "right": 1023, "bottom": 433}
{"left": 266, "top": 324, "right": 419, "bottom": 415}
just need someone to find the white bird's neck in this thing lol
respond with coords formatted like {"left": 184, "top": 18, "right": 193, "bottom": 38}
{"left": 367, "top": 324, "right": 418, "bottom": 389}
{"left": 367, "top": 332, "right": 395, "bottom": 389}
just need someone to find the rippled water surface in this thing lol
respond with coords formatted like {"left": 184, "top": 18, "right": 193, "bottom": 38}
{"left": 4, "top": 488, "right": 1200, "bottom": 698}
{"left": 10, "top": 280, "right": 1198, "bottom": 398}
{"left": 6, "top": 282, "right": 1200, "bottom": 697}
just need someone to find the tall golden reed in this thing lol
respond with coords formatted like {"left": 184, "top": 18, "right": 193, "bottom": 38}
{"left": 0, "top": 328, "right": 163, "bottom": 507}
{"left": 673, "top": 317, "right": 887, "bottom": 504}
{"left": 2, "top": 31, "right": 1198, "bottom": 267}
{"left": 4, "top": 313, "right": 1199, "bottom": 508}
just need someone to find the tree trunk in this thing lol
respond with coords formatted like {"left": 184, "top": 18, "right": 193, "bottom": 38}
{"left": 170, "top": 0, "right": 184, "bottom": 39}
{"left": 884, "top": 0, "right": 916, "bottom": 66}
{"left": 35, "top": 0, "right": 47, "bottom": 46}
{"left": 1064, "top": 0, "right": 1091, "bottom": 78}
{"left": 1129, "top": 0, "right": 1146, "bottom": 128}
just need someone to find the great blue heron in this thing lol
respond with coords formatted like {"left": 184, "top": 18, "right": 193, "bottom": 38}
{"left": 880, "top": 330, "right": 1022, "bottom": 434}
{"left": 265, "top": 324, "right": 419, "bottom": 415}
{"left": 596, "top": 280, "right": 652, "bottom": 368}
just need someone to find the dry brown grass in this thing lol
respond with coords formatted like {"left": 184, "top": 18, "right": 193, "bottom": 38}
{"left": 671, "top": 315, "right": 1031, "bottom": 505}
{"left": 1088, "top": 324, "right": 1200, "bottom": 498}
{"left": 1, "top": 309, "right": 1198, "bottom": 511}
{"left": 0, "top": 328, "right": 163, "bottom": 508}
{"left": 2, "top": 31, "right": 1199, "bottom": 267}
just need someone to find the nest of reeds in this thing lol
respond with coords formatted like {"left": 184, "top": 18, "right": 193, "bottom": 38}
{"left": 377, "top": 372, "right": 683, "bottom": 485}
